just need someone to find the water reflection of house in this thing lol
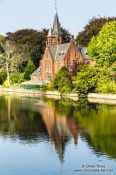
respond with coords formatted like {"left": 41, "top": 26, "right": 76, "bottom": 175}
{"left": 39, "top": 102, "right": 78, "bottom": 162}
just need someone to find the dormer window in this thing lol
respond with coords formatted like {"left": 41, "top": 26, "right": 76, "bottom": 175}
{"left": 59, "top": 51, "right": 65, "bottom": 56}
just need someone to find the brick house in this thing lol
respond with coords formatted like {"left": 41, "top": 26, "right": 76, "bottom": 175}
{"left": 31, "top": 13, "right": 90, "bottom": 83}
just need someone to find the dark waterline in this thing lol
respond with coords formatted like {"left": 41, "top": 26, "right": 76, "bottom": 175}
{"left": 0, "top": 95, "right": 116, "bottom": 175}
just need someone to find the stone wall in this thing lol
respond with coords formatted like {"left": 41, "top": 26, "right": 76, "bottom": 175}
{"left": 0, "top": 88, "right": 116, "bottom": 103}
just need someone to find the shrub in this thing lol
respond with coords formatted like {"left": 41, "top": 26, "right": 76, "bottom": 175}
{"left": 11, "top": 72, "right": 25, "bottom": 84}
{"left": 24, "top": 60, "right": 36, "bottom": 80}
{"left": 96, "top": 76, "right": 116, "bottom": 94}
{"left": 0, "top": 69, "right": 6, "bottom": 85}
{"left": 46, "top": 67, "right": 71, "bottom": 93}
{"left": 3, "top": 80, "right": 13, "bottom": 88}
{"left": 72, "top": 66, "right": 98, "bottom": 97}
{"left": 58, "top": 77, "right": 71, "bottom": 93}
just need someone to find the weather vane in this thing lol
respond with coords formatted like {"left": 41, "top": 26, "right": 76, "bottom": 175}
{"left": 55, "top": 0, "right": 57, "bottom": 13}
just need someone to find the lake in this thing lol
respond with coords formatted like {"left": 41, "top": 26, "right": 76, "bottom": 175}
{"left": 0, "top": 94, "right": 116, "bottom": 175}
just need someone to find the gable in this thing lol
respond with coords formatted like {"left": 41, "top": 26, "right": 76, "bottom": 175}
{"left": 64, "top": 42, "right": 78, "bottom": 59}
{"left": 42, "top": 47, "right": 53, "bottom": 62}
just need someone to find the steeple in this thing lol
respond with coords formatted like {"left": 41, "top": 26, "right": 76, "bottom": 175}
{"left": 47, "top": 13, "right": 62, "bottom": 46}
{"left": 52, "top": 13, "right": 62, "bottom": 36}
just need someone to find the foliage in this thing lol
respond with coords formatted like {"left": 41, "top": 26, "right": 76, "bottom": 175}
{"left": 76, "top": 17, "right": 116, "bottom": 46}
{"left": 58, "top": 77, "right": 71, "bottom": 93}
{"left": 0, "top": 17, "right": 115, "bottom": 96}
{"left": 0, "top": 27, "right": 70, "bottom": 87}
{"left": 0, "top": 35, "right": 5, "bottom": 53}
{"left": 0, "top": 69, "right": 6, "bottom": 85}
{"left": 96, "top": 76, "right": 116, "bottom": 94}
{"left": 6, "top": 29, "right": 48, "bottom": 68}
{"left": 6, "top": 28, "right": 71, "bottom": 68}
{"left": 61, "top": 28, "right": 71, "bottom": 43}
{"left": 24, "top": 60, "right": 36, "bottom": 80}
{"left": 47, "top": 67, "right": 71, "bottom": 93}
{"left": 0, "top": 35, "right": 4, "bottom": 42}
{"left": 11, "top": 72, "right": 25, "bottom": 84}
{"left": 47, "top": 63, "right": 115, "bottom": 96}
{"left": 107, "top": 62, "right": 116, "bottom": 82}
{"left": 72, "top": 66, "right": 99, "bottom": 97}
{"left": 46, "top": 19, "right": 116, "bottom": 96}
{"left": 3, "top": 79, "right": 13, "bottom": 88}
{"left": 0, "top": 40, "right": 23, "bottom": 87}
{"left": 88, "top": 21, "right": 116, "bottom": 67}
{"left": 10, "top": 60, "right": 36, "bottom": 84}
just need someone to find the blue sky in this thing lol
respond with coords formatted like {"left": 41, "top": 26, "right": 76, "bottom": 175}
{"left": 0, "top": 0, "right": 116, "bottom": 36}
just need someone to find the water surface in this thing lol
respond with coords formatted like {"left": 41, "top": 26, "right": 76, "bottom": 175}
{"left": 0, "top": 95, "right": 116, "bottom": 175}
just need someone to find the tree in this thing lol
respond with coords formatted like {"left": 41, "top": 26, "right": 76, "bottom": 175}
{"left": 88, "top": 21, "right": 116, "bottom": 67}
{"left": 6, "top": 29, "right": 48, "bottom": 68}
{"left": 96, "top": 76, "right": 116, "bottom": 94}
{"left": 95, "top": 62, "right": 116, "bottom": 94}
{"left": 58, "top": 77, "right": 71, "bottom": 93}
{"left": 0, "top": 41, "right": 23, "bottom": 87}
{"left": 47, "top": 67, "right": 71, "bottom": 93}
{"left": 0, "top": 68, "right": 6, "bottom": 85}
{"left": 61, "top": 28, "right": 71, "bottom": 43}
{"left": 10, "top": 72, "right": 25, "bottom": 84}
{"left": 6, "top": 28, "right": 71, "bottom": 68}
{"left": 0, "top": 35, "right": 4, "bottom": 42}
{"left": 107, "top": 62, "right": 116, "bottom": 82}
{"left": 24, "top": 60, "right": 36, "bottom": 80}
{"left": 0, "top": 35, "right": 5, "bottom": 53}
{"left": 76, "top": 17, "right": 116, "bottom": 46}
{"left": 72, "top": 66, "right": 98, "bottom": 97}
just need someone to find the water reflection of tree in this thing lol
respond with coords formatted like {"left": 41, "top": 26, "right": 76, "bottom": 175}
{"left": 0, "top": 96, "right": 79, "bottom": 162}
{"left": 38, "top": 98, "right": 116, "bottom": 161}
{"left": 0, "top": 96, "right": 116, "bottom": 161}
{"left": 73, "top": 103, "right": 116, "bottom": 159}
{"left": 0, "top": 95, "right": 48, "bottom": 143}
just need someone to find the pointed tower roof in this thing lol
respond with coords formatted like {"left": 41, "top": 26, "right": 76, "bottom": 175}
{"left": 52, "top": 13, "right": 62, "bottom": 36}
{"left": 48, "top": 28, "right": 52, "bottom": 37}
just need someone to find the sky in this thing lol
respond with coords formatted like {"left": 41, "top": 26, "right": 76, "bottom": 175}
{"left": 0, "top": 0, "right": 116, "bottom": 36}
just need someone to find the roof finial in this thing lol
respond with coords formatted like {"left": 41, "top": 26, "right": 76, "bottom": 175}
{"left": 55, "top": 0, "right": 57, "bottom": 13}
